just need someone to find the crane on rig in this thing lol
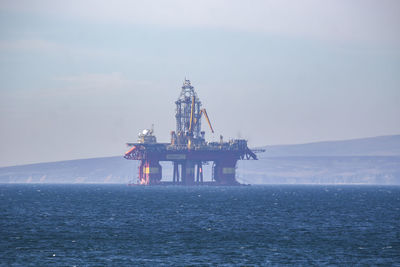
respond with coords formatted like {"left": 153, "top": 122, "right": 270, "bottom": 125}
{"left": 188, "top": 96, "right": 214, "bottom": 134}
{"left": 196, "top": 109, "right": 214, "bottom": 133}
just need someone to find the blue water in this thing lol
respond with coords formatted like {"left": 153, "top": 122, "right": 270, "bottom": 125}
{"left": 1, "top": 185, "right": 399, "bottom": 266}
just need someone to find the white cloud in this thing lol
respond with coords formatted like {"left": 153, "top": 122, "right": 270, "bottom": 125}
{"left": 1, "top": 0, "right": 399, "bottom": 45}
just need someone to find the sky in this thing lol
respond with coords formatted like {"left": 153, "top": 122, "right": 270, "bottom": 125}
{"left": 0, "top": 0, "right": 399, "bottom": 167}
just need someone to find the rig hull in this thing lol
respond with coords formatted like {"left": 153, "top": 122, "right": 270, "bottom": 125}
{"left": 124, "top": 142, "right": 257, "bottom": 186}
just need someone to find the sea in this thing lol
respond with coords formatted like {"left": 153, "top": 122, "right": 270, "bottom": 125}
{"left": 0, "top": 184, "right": 399, "bottom": 266}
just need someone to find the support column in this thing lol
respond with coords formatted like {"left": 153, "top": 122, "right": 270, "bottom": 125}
{"left": 181, "top": 163, "right": 186, "bottom": 184}
{"left": 212, "top": 158, "right": 239, "bottom": 185}
{"left": 181, "top": 161, "right": 195, "bottom": 185}
{"left": 173, "top": 162, "right": 177, "bottom": 183}
{"left": 196, "top": 162, "right": 203, "bottom": 184}
{"left": 173, "top": 162, "right": 180, "bottom": 184}
{"left": 196, "top": 162, "right": 200, "bottom": 183}
{"left": 138, "top": 159, "right": 162, "bottom": 185}
{"left": 199, "top": 163, "right": 203, "bottom": 183}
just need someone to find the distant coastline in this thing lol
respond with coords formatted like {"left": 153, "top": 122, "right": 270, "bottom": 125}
{"left": 1, "top": 135, "right": 399, "bottom": 185}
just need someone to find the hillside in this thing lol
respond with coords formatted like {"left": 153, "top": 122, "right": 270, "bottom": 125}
{"left": 260, "top": 135, "right": 400, "bottom": 157}
{"left": 0, "top": 157, "right": 136, "bottom": 184}
{"left": 1, "top": 135, "right": 399, "bottom": 184}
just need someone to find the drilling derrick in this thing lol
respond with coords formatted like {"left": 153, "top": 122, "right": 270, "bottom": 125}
{"left": 175, "top": 79, "right": 202, "bottom": 141}
{"left": 124, "top": 79, "right": 262, "bottom": 185}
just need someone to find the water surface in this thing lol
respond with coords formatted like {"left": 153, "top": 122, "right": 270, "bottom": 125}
{"left": 1, "top": 184, "right": 399, "bottom": 266}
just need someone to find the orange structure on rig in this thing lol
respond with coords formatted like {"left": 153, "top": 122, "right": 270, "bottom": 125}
{"left": 124, "top": 79, "right": 263, "bottom": 185}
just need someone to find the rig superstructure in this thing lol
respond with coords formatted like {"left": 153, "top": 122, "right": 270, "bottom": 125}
{"left": 124, "top": 79, "right": 262, "bottom": 185}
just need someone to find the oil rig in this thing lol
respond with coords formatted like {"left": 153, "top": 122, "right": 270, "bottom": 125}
{"left": 124, "top": 79, "right": 261, "bottom": 185}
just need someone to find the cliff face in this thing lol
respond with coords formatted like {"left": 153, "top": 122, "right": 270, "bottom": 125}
{"left": 1, "top": 135, "right": 400, "bottom": 185}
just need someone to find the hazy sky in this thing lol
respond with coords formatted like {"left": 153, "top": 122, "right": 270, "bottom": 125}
{"left": 0, "top": 0, "right": 399, "bottom": 167}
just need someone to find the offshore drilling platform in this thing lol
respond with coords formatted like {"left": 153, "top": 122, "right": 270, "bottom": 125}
{"left": 124, "top": 79, "right": 261, "bottom": 185}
